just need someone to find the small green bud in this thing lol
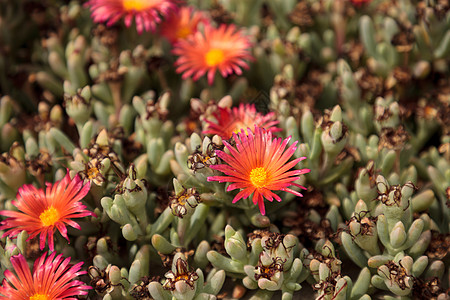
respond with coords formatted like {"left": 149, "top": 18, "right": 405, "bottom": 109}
{"left": 218, "top": 95, "right": 232, "bottom": 108}
{"left": 0, "top": 96, "right": 13, "bottom": 127}
{"left": 122, "top": 224, "right": 137, "bottom": 241}
{"left": 224, "top": 225, "right": 247, "bottom": 261}
{"left": 93, "top": 255, "right": 109, "bottom": 270}
{"left": 341, "top": 232, "right": 368, "bottom": 268}
{"left": 204, "top": 269, "right": 225, "bottom": 295}
{"left": 408, "top": 230, "right": 431, "bottom": 258}
{"left": 129, "top": 260, "right": 142, "bottom": 285}
{"left": 412, "top": 256, "right": 428, "bottom": 277}
{"left": 360, "top": 16, "right": 378, "bottom": 59}
{"left": 411, "top": 189, "right": 435, "bottom": 212}
{"left": 390, "top": 222, "right": 407, "bottom": 248}
{"left": 424, "top": 260, "right": 445, "bottom": 279}
{"left": 97, "top": 237, "right": 110, "bottom": 255}
{"left": 333, "top": 277, "right": 348, "bottom": 300}
{"left": 207, "top": 251, "right": 244, "bottom": 273}
{"left": 321, "top": 121, "right": 347, "bottom": 155}
{"left": 148, "top": 282, "right": 171, "bottom": 300}
{"left": 194, "top": 241, "right": 210, "bottom": 269}
{"left": 368, "top": 255, "right": 391, "bottom": 268}
{"left": 351, "top": 268, "right": 371, "bottom": 299}
{"left": 17, "top": 230, "right": 28, "bottom": 253}
{"left": 329, "top": 105, "right": 342, "bottom": 122}
{"left": 109, "top": 266, "right": 122, "bottom": 285}
{"left": 189, "top": 133, "right": 203, "bottom": 151}
{"left": 96, "top": 129, "right": 109, "bottom": 146}
{"left": 103, "top": 294, "right": 112, "bottom": 300}
{"left": 243, "top": 275, "right": 258, "bottom": 289}
{"left": 148, "top": 138, "right": 165, "bottom": 167}
{"left": 355, "top": 162, "right": 377, "bottom": 206}
{"left": 151, "top": 234, "right": 176, "bottom": 255}
{"left": 403, "top": 219, "right": 425, "bottom": 249}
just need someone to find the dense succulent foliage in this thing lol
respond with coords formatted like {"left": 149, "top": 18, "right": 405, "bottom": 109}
{"left": 0, "top": 0, "right": 449, "bottom": 299}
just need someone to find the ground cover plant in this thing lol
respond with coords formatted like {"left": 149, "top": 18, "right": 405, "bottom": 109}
{"left": 0, "top": 0, "right": 449, "bottom": 299}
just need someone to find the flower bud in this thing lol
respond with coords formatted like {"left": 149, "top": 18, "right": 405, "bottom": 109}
{"left": 109, "top": 266, "right": 122, "bottom": 286}
{"left": 208, "top": 270, "right": 226, "bottom": 295}
{"left": 412, "top": 256, "right": 428, "bottom": 277}
{"left": 390, "top": 221, "right": 407, "bottom": 248}
{"left": 152, "top": 234, "right": 176, "bottom": 255}
{"left": 0, "top": 96, "right": 13, "bottom": 127}
{"left": 408, "top": 230, "right": 431, "bottom": 258}
{"left": 129, "top": 260, "right": 142, "bottom": 286}
{"left": 300, "top": 109, "right": 314, "bottom": 143}
{"left": 218, "top": 95, "right": 232, "bottom": 108}
{"left": 424, "top": 260, "right": 445, "bottom": 279}
{"left": 355, "top": 162, "right": 377, "bottom": 206}
{"left": 321, "top": 121, "right": 347, "bottom": 155}
{"left": 0, "top": 155, "right": 25, "bottom": 194}
{"left": 207, "top": 251, "right": 244, "bottom": 273}
{"left": 93, "top": 255, "right": 109, "bottom": 270}
{"left": 225, "top": 225, "right": 247, "bottom": 261}
{"left": 122, "top": 224, "right": 137, "bottom": 241}
{"left": 189, "top": 133, "right": 203, "bottom": 151}
{"left": 351, "top": 268, "right": 371, "bottom": 299}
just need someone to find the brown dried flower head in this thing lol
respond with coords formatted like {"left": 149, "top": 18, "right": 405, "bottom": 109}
{"left": 378, "top": 126, "right": 409, "bottom": 151}
{"left": 254, "top": 256, "right": 285, "bottom": 281}
{"left": 169, "top": 187, "right": 201, "bottom": 218}
{"left": 163, "top": 258, "right": 199, "bottom": 291}
{"left": 187, "top": 142, "right": 222, "bottom": 173}
{"left": 380, "top": 260, "right": 413, "bottom": 291}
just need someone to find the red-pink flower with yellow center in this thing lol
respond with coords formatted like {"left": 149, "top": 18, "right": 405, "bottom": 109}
{"left": 203, "top": 103, "right": 282, "bottom": 139}
{"left": 0, "top": 252, "right": 91, "bottom": 299}
{"left": 160, "top": 6, "right": 209, "bottom": 44}
{"left": 0, "top": 171, "right": 95, "bottom": 252}
{"left": 173, "top": 24, "right": 253, "bottom": 85}
{"left": 208, "top": 127, "right": 310, "bottom": 215}
{"left": 350, "top": 0, "right": 372, "bottom": 6}
{"left": 85, "top": 0, "right": 178, "bottom": 34}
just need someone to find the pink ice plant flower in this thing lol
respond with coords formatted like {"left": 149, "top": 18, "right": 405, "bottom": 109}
{"left": 160, "top": 6, "right": 209, "bottom": 44}
{"left": 85, "top": 0, "right": 179, "bottom": 34}
{"left": 0, "top": 252, "right": 91, "bottom": 299}
{"left": 173, "top": 24, "right": 253, "bottom": 85}
{"left": 203, "top": 103, "right": 281, "bottom": 139}
{"left": 0, "top": 171, "right": 95, "bottom": 251}
{"left": 208, "top": 126, "right": 310, "bottom": 215}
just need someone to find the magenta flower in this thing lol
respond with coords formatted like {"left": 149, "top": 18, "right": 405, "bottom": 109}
{"left": 208, "top": 127, "right": 310, "bottom": 215}
{"left": 0, "top": 171, "right": 95, "bottom": 251}
{"left": 0, "top": 252, "right": 91, "bottom": 299}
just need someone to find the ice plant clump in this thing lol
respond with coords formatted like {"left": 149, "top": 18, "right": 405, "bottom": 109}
{"left": 85, "top": 0, "right": 178, "bottom": 34}
{"left": 208, "top": 127, "right": 310, "bottom": 215}
{"left": 160, "top": 6, "right": 209, "bottom": 44}
{"left": 203, "top": 103, "right": 282, "bottom": 139}
{"left": 0, "top": 252, "right": 91, "bottom": 299}
{"left": 173, "top": 24, "right": 253, "bottom": 85}
{"left": 0, "top": 171, "right": 95, "bottom": 251}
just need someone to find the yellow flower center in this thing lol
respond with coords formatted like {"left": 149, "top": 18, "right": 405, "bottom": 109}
{"left": 175, "top": 274, "right": 189, "bottom": 281}
{"left": 29, "top": 294, "right": 49, "bottom": 300}
{"left": 87, "top": 167, "right": 100, "bottom": 179}
{"left": 39, "top": 206, "right": 60, "bottom": 227}
{"left": 177, "top": 195, "right": 188, "bottom": 206}
{"left": 232, "top": 122, "right": 249, "bottom": 135}
{"left": 176, "top": 27, "right": 191, "bottom": 39}
{"left": 122, "top": 0, "right": 153, "bottom": 11}
{"left": 205, "top": 49, "right": 225, "bottom": 67}
{"left": 250, "top": 167, "right": 267, "bottom": 188}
